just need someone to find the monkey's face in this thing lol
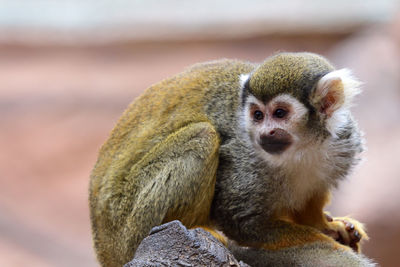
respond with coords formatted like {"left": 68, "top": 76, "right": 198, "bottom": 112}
{"left": 241, "top": 56, "right": 361, "bottom": 164}
{"left": 243, "top": 93, "right": 308, "bottom": 156}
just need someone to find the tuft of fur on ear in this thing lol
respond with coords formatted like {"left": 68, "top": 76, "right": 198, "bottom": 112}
{"left": 313, "top": 69, "right": 361, "bottom": 117}
{"left": 312, "top": 69, "right": 362, "bottom": 136}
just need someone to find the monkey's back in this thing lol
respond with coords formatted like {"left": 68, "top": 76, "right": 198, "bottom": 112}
{"left": 90, "top": 59, "right": 254, "bottom": 188}
{"left": 89, "top": 58, "right": 254, "bottom": 266}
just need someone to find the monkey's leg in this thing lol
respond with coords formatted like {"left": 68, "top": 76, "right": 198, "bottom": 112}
{"left": 100, "top": 122, "right": 220, "bottom": 267}
{"left": 254, "top": 219, "right": 346, "bottom": 251}
{"left": 229, "top": 214, "right": 374, "bottom": 266}
{"left": 196, "top": 225, "right": 228, "bottom": 245}
{"left": 228, "top": 234, "right": 375, "bottom": 267}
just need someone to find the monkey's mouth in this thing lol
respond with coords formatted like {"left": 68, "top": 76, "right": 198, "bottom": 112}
{"left": 259, "top": 140, "right": 292, "bottom": 154}
{"left": 258, "top": 129, "right": 293, "bottom": 155}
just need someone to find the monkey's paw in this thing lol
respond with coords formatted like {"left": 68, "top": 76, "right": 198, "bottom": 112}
{"left": 322, "top": 214, "right": 368, "bottom": 253}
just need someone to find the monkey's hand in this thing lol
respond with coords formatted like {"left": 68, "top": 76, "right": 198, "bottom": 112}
{"left": 322, "top": 214, "right": 368, "bottom": 253}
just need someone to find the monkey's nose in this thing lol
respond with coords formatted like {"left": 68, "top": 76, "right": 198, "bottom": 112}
{"left": 259, "top": 128, "right": 292, "bottom": 154}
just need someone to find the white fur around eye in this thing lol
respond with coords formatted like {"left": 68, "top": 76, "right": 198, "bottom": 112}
{"left": 270, "top": 94, "right": 308, "bottom": 121}
{"left": 241, "top": 95, "right": 265, "bottom": 131}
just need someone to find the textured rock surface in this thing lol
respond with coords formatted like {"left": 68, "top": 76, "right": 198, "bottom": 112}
{"left": 125, "top": 221, "right": 249, "bottom": 267}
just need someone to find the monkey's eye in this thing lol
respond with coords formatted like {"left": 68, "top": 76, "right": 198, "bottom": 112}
{"left": 253, "top": 110, "right": 264, "bottom": 121}
{"left": 273, "top": 108, "right": 287, "bottom": 119}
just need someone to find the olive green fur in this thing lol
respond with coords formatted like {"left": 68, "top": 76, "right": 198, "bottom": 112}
{"left": 90, "top": 122, "right": 220, "bottom": 267}
{"left": 90, "top": 59, "right": 254, "bottom": 266}
{"left": 249, "top": 52, "right": 334, "bottom": 104}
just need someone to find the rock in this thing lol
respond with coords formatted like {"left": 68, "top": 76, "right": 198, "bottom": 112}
{"left": 124, "top": 220, "right": 249, "bottom": 267}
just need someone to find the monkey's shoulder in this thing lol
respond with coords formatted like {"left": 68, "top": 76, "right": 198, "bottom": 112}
{"left": 154, "top": 58, "right": 255, "bottom": 93}
{"left": 124, "top": 58, "right": 256, "bottom": 125}
{"left": 186, "top": 58, "right": 255, "bottom": 75}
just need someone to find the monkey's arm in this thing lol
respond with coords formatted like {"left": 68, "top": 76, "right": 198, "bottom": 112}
{"left": 291, "top": 191, "right": 367, "bottom": 252}
{"left": 222, "top": 191, "right": 368, "bottom": 265}
{"left": 90, "top": 122, "right": 220, "bottom": 267}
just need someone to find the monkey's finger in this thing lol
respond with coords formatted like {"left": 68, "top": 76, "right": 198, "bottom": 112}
{"left": 325, "top": 214, "right": 333, "bottom": 222}
{"left": 351, "top": 230, "right": 361, "bottom": 243}
{"left": 339, "top": 220, "right": 361, "bottom": 244}
{"left": 330, "top": 221, "right": 351, "bottom": 245}
{"left": 344, "top": 222, "right": 355, "bottom": 231}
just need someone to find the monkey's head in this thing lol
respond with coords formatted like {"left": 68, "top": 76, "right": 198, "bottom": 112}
{"left": 240, "top": 52, "right": 361, "bottom": 163}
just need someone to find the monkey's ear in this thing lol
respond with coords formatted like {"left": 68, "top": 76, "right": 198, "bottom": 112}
{"left": 312, "top": 69, "right": 361, "bottom": 117}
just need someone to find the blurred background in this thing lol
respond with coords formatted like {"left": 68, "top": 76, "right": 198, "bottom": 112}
{"left": 1, "top": 0, "right": 399, "bottom": 266}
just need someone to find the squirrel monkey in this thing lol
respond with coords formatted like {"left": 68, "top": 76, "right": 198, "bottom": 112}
{"left": 89, "top": 52, "right": 373, "bottom": 266}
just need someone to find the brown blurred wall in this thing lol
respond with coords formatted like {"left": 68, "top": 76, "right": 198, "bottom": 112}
{"left": 1, "top": 19, "right": 400, "bottom": 267}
